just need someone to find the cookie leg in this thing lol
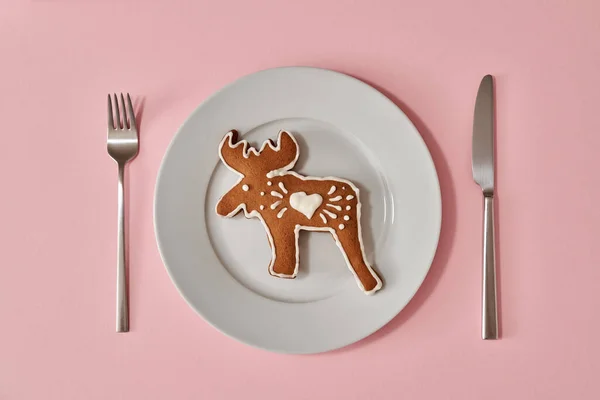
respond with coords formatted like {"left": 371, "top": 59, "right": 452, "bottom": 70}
{"left": 268, "top": 229, "right": 298, "bottom": 278}
{"left": 334, "top": 227, "right": 382, "bottom": 294}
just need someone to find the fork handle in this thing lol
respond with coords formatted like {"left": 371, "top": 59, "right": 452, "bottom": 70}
{"left": 482, "top": 195, "right": 498, "bottom": 339}
{"left": 116, "top": 163, "right": 129, "bottom": 332}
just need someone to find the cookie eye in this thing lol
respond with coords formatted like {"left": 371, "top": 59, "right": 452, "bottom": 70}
{"left": 242, "top": 184, "right": 249, "bottom": 191}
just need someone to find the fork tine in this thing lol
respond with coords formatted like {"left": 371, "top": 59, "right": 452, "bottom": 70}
{"left": 108, "top": 94, "right": 114, "bottom": 129}
{"left": 126, "top": 93, "right": 136, "bottom": 131}
{"left": 120, "top": 93, "right": 128, "bottom": 129}
{"left": 113, "top": 94, "right": 121, "bottom": 129}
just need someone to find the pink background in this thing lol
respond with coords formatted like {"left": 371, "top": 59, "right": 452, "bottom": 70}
{"left": 2, "top": 0, "right": 600, "bottom": 399}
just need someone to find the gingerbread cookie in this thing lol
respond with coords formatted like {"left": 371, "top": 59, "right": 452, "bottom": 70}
{"left": 215, "top": 130, "right": 382, "bottom": 295}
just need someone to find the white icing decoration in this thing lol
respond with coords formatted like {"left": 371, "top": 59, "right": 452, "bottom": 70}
{"left": 346, "top": 195, "right": 354, "bottom": 200}
{"left": 277, "top": 207, "right": 288, "bottom": 218}
{"left": 266, "top": 168, "right": 289, "bottom": 179}
{"left": 271, "top": 191, "right": 283, "bottom": 198}
{"left": 327, "top": 186, "right": 336, "bottom": 195}
{"left": 289, "top": 192, "right": 323, "bottom": 219}
{"left": 338, "top": 224, "right": 345, "bottom": 230}
{"left": 270, "top": 201, "right": 281, "bottom": 209}
{"left": 267, "top": 181, "right": 272, "bottom": 186}
{"left": 242, "top": 184, "right": 249, "bottom": 191}
{"left": 329, "top": 196, "right": 342, "bottom": 201}
{"left": 322, "top": 209, "right": 337, "bottom": 219}
{"left": 260, "top": 192, "right": 265, "bottom": 196}
{"left": 260, "top": 205, "right": 265, "bottom": 210}
{"left": 327, "top": 204, "right": 342, "bottom": 211}
{"left": 216, "top": 130, "right": 381, "bottom": 295}
{"left": 346, "top": 205, "right": 351, "bottom": 210}
{"left": 279, "top": 182, "right": 288, "bottom": 194}
{"left": 319, "top": 213, "right": 327, "bottom": 223}
{"left": 343, "top": 215, "right": 350, "bottom": 221}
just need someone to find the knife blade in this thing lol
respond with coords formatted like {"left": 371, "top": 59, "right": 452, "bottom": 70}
{"left": 472, "top": 74, "right": 498, "bottom": 340}
{"left": 472, "top": 74, "right": 495, "bottom": 194}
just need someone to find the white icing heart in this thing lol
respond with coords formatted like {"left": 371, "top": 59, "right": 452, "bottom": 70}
{"left": 289, "top": 192, "right": 323, "bottom": 219}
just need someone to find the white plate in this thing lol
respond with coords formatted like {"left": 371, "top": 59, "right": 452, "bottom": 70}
{"left": 154, "top": 67, "right": 441, "bottom": 354}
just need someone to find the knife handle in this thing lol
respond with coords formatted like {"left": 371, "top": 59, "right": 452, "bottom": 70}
{"left": 482, "top": 195, "right": 498, "bottom": 339}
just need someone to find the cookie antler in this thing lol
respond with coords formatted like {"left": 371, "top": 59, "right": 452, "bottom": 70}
{"left": 219, "top": 130, "right": 250, "bottom": 174}
{"left": 218, "top": 130, "right": 299, "bottom": 177}
{"left": 259, "top": 130, "right": 299, "bottom": 176}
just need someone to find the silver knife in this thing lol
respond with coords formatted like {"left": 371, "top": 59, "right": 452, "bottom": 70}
{"left": 472, "top": 75, "right": 498, "bottom": 340}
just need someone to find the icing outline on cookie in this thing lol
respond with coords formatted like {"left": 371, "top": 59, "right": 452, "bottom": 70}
{"left": 215, "top": 129, "right": 382, "bottom": 295}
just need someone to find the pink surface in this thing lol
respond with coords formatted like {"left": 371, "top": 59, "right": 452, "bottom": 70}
{"left": 2, "top": 0, "right": 600, "bottom": 399}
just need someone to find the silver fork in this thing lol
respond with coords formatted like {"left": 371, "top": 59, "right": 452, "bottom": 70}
{"left": 107, "top": 93, "right": 138, "bottom": 333}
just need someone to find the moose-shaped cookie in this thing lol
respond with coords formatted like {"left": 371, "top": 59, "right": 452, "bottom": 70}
{"left": 216, "top": 130, "right": 382, "bottom": 294}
